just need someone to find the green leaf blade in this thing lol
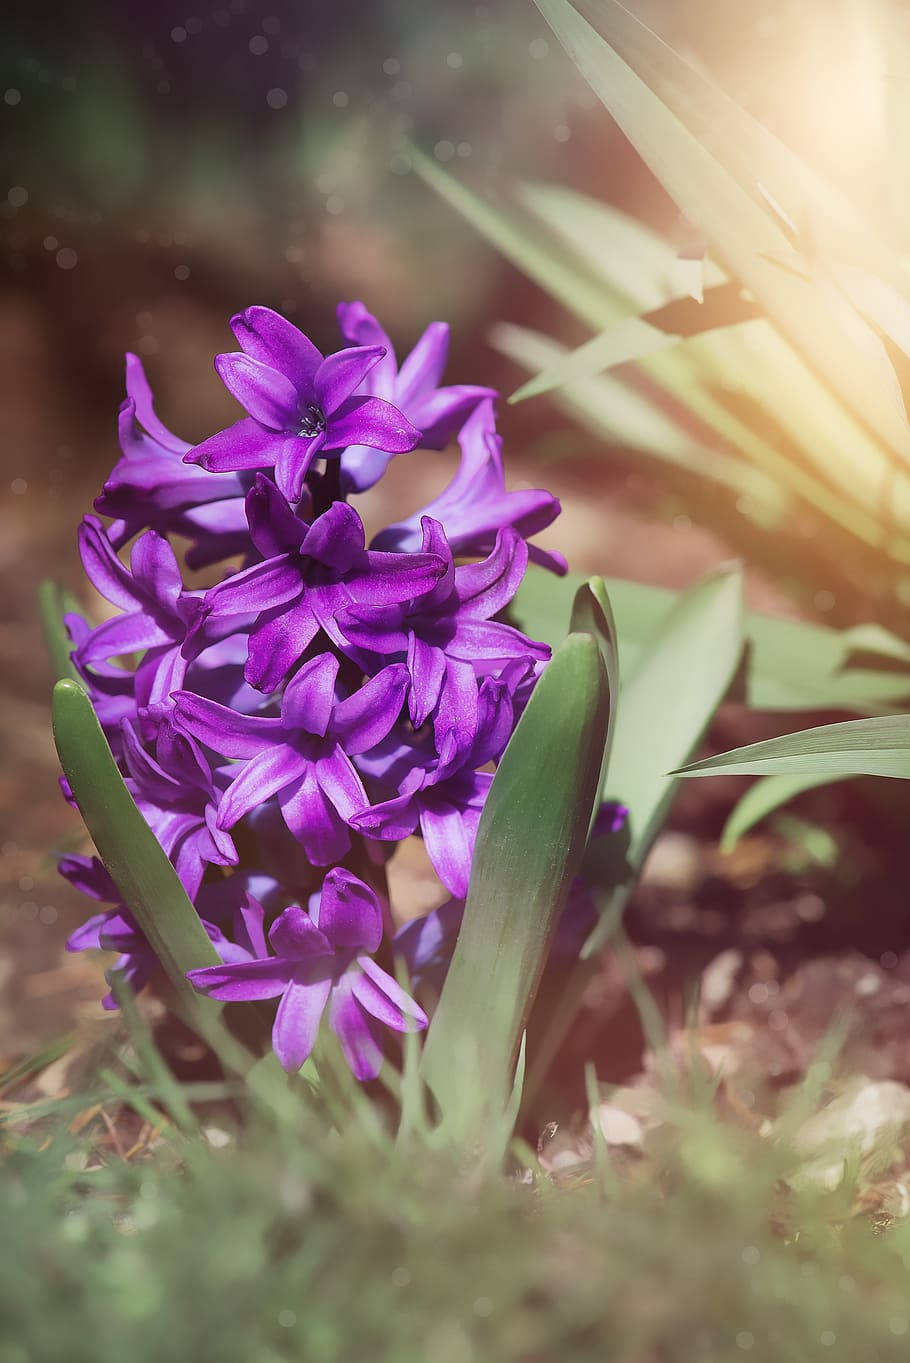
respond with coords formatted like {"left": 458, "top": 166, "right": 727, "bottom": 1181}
{"left": 678, "top": 714, "right": 910, "bottom": 780}
{"left": 52, "top": 678, "right": 221, "bottom": 1007}
{"left": 421, "top": 632, "right": 610, "bottom": 1140}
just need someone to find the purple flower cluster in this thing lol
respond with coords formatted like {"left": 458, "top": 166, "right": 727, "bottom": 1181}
{"left": 60, "top": 303, "right": 564, "bottom": 1079}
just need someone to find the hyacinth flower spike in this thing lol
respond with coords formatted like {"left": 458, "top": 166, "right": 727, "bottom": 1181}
{"left": 336, "top": 301, "right": 495, "bottom": 491}
{"left": 187, "top": 871, "right": 427, "bottom": 1078}
{"left": 184, "top": 305, "right": 421, "bottom": 503}
{"left": 173, "top": 652, "right": 410, "bottom": 865}
{"left": 196, "top": 475, "right": 446, "bottom": 692}
{"left": 374, "top": 397, "right": 566, "bottom": 573}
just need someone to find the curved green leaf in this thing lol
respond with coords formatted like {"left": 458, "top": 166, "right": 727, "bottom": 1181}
{"left": 583, "top": 564, "right": 744, "bottom": 953}
{"left": 421, "top": 633, "right": 610, "bottom": 1140}
{"left": 721, "top": 771, "right": 853, "bottom": 852}
{"left": 678, "top": 714, "right": 910, "bottom": 780}
{"left": 52, "top": 679, "right": 221, "bottom": 1007}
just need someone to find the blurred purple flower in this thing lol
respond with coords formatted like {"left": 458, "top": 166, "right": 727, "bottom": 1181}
{"left": 185, "top": 306, "right": 421, "bottom": 503}
{"left": 187, "top": 870, "right": 426, "bottom": 1078}
{"left": 336, "top": 301, "right": 495, "bottom": 491}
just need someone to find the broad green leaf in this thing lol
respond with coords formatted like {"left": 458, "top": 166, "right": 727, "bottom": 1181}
{"left": 509, "top": 282, "right": 762, "bottom": 404}
{"left": 532, "top": 0, "right": 910, "bottom": 469}
{"left": 38, "top": 580, "right": 79, "bottom": 682}
{"left": 570, "top": 0, "right": 904, "bottom": 287}
{"left": 408, "top": 147, "right": 616, "bottom": 331}
{"left": 511, "top": 567, "right": 910, "bottom": 714}
{"left": 679, "top": 715, "right": 910, "bottom": 780}
{"left": 421, "top": 633, "right": 610, "bottom": 1141}
{"left": 493, "top": 322, "right": 786, "bottom": 514}
{"left": 516, "top": 180, "right": 686, "bottom": 311}
{"left": 52, "top": 679, "right": 221, "bottom": 1007}
{"left": 583, "top": 564, "right": 744, "bottom": 953}
{"left": 720, "top": 772, "right": 853, "bottom": 852}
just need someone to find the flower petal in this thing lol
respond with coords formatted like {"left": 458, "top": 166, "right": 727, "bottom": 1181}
{"left": 272, "top": 962, "right": 334, "bottom": 1072}
{"left": 314, "top": 744, "right": 370, "bottom": 821}
{"left": 268, "top": 905, "right": 333, "bottom": 958}
{"left": 395, "top": 321, "right": 450, "bottom": 405}
{"left": 314, "top": 867, "right": 383, "bottom": 952}
{"left": 419, "top": 799, "right": 474, "bottom": 899}
{"left": 453, "top": 527, "right": 527, "bottom": 618}
{"left": 407, "top": 383, "right": 498, "bottom": 449}
{"left": 129, "top": 530, "right": 183, "bottom": 609}
{"left": 301, "top": 501, "right": 365, "bottom": 570}
{"left": 331, "top": 664, "right": 409, "bottom": 754}
{"left": 407, "top": 635, "right": 446, "bottom": 729}
{"left": 336, "top": 302, "right": 397, "bottom": 392}
{"left": 76, "top": 611, "right": 173, "bottom": 665}
{"left": 246, "top": 597, "right": 319, "bottom": 692}
{"left": 173, "top": 691, "right": 283, "bottom": 758}
{"left": 326, "top": 395, "right": 420, "bottom": 454}
{"left": 245, "top": 473, "right": 307, "bottom": 558}
{"left": 314, "top": 345, "right": 386, "bottom": 414}
{"left": 215, "top": 351, "right": 299, "bottom": 429}
{"left": 185, "top": 417, "right": 283, "bottom": 473}
{"left": 280, "top": 652, "right": 339, "bottom": 735}
{"left": 204, "top": 554, "right": 301, "bottom": 618}
{"left": 78, "top": 516, "right": 148, "bottom": 612}
{"left": 328, "top": 970, "right": 384, "bottom": 1080}
{"left": 187, "top": 958, "right": 293, "bottom": 1001}
{"left": 274, "top": 433, "right": 323, "bottom": 503}
{"left": 352, "top": 956, "right": 427, "bottom": 1031}
{"left": 278, "top": 767, "right": 351, "bottom": 865}
{"left": 231, "top": 306, "right": 323, "bottom": 391}
{"left": 218, "top": 745, "right": 308, "bottom": 828}
{"left": 349, "top": 789, "right": 420, "bottom": 842}
{"left": 125, "top": 352, "right": 190, "bottom": 454}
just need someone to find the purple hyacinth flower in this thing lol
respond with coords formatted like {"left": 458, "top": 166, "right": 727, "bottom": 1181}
{"left": 337, "top": 515, "right": 549, "bottom": 750}
{"left": 187, "top": 870, "right": 427, "bottom": 1078}
{"left": 96, "top": 353, "right": 248, "bottom": 558}
{"left": 374, "top": 398, "right": 566, "bottom": 574}
{"left": 351, "top": 666, "right": 528, "bottom": 898}
{"left": 121, "top": 718, "right": 238, "bottom": 900}
{"left": 173, "top": 652, "right": 409, "bottom": 866}
{"left": 74, "top": 516, "right": 213, "bottom": 726}
{"left": 197, "top": 476, "right": 446, "bottom": 692}
{"left": 184, "top": 306, "right": 421, "bottom": 504}
{"left": 336, "top": 301, "right": 496, "bottom": 491}
{"left": 60, "top": 853, "right": 248, "bottom": 1009}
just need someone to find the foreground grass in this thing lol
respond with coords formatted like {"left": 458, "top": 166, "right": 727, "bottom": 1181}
{"left": 5, "top": 1062, "right": 910, "bottom": 1363}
